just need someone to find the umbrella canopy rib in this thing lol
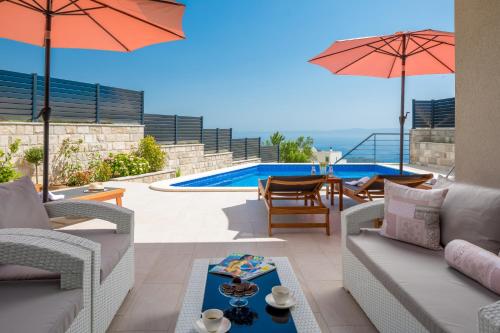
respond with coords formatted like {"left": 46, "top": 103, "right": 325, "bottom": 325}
{"left": 409, "top": 36, "right": 454, "bottom": 72}
{"left": 72, "top": 1, "right": 130, "bottom": 51}
{"left": 377, "top": 36, "right": 402, "bottom": 57}
{"left": 309, "top": 34, "right": 401, "bottom": 62}
{"left": 5, "top": 0, "right": 43, "bottom": 11}
{"left": 387, "top": 40, "right": 403, "bottom": 78}
{"left": 91, "top": 0, "right": 185, "bottom": 40}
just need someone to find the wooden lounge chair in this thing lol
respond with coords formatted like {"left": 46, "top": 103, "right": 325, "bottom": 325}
{"left": 343, "top": 173, "right": 434, "bottom": 203}
{"left": 258, "top": 175, "right": 330, "bottom": 236}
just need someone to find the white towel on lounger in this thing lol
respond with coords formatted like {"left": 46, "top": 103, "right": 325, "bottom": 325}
{"left": 345, "top": 176, "right": 371, "bottom": 187}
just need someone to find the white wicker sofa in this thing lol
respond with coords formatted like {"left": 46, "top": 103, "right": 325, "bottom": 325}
{"left": 341, "top": 200, "right": 500, "bottom": 333}
{"left": 0, "top": 232, "right": 92, "bottom": 333}
{"left": 0, "top": 200, "right": 134, "bottom": 333}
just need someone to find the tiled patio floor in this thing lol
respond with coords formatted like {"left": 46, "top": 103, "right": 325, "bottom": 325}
{"left": 60, "top": 181, "right": 377, "bottom": 333}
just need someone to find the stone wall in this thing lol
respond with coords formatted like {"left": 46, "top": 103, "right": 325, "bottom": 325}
{"left": 161, "top": 144, "right": 235, "bottom": 177}
{"left": 410, "top": 128, "right": 455, "bottom": 169}
{"left": 0, "top": 122, "right": 144, "bottom": 182}
{"left": 1, "top": 121, "right": 262, "bottom": 184}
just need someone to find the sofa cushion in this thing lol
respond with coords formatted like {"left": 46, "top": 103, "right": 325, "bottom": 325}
{"left": 0, "top": 279, "right": 83, "bottom": 333}
{"left": 61, "top": 229, "right": 130, "bottom": 282}
{"left": 347, "top": 230, "right": 498, "bottom": 333}
{"left": 380, "top": 180, "right": 448, "bottom": 250}
{"left": 440, "top": 183, "right": 500, "bottom": 253}
{"left": 0, "top": 176, "right": 50, "bottom": 229}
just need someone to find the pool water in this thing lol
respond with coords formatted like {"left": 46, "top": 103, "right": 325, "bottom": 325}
{"left": 172, "top": 164, "right": 410, "bottom": 187}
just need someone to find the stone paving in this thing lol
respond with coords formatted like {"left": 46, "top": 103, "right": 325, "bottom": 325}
{"left": 61, "top": 181, "right": 377, "bottom": 333}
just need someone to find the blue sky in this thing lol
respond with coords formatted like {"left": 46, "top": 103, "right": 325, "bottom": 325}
{"left": 0, "top": 0, "right": 454, "bottom": 133}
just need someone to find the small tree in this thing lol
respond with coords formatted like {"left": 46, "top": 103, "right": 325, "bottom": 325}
{"left": 24, "top": 147, "right": 44, "bottom": 184}
{"left": 279, "top": 136, "right": 314, "bottom": 163}
{"left": 266, "top": 131, "right": 285, "bottom": 146}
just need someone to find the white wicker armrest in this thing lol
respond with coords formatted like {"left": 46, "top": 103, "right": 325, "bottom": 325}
{"left": 341, "top": 200, "right": 384, "bottom": 236}
{"left": 44, "top": 200, "right": 134, "bottom": 235}
{"left": 479, "top": 301, "right": 500, "bottom": 333}
{"left": 0, "top": 234, "right": 91, "bottom": 290}
{"left": 0, "top": 228, "right": 100, "bottom": 252}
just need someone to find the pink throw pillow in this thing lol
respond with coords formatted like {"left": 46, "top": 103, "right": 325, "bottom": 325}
{"left": 380, "top": 179, "right": 448, "bottom": 250}
{"left": 445, "top": 239, "right": 500, "bottom": 295}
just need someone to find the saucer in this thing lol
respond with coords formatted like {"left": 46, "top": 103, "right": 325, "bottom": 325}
{"left": 265, "top": 293, "right": 297, "bottom": 309}
{"left": 194, "top": 317, "right": 231, "bottom": 333}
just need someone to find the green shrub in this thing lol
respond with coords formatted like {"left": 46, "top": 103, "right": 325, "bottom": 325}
{"left": 67, "top": 170, "right": 91, "bottom": 187}
{"left": 24, "top": 146, "right": 44, "bottom": 184}
{"left": 265, "top": 132, "right": 314, "bottom": 163}
{"left": 279, "top": 136, "right": 314, "bottom": 163}
{"left": 0, "top": 139, "right": 21, "bottom": 183}
{"left": 107, "top": 153, "right": 150, "bottom": 178}
{"left": 136, "top": 136, "right": 166, "bottom": 172}
{"left": 88, "top": 153, "right": 113, "bottom": 182}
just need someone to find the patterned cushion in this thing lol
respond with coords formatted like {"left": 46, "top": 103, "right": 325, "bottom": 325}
{"left": 445, "top": 239, "right": 500, "bottom": 295}
{"left": 380, "top": 180, "right": 449, "bottom": 250}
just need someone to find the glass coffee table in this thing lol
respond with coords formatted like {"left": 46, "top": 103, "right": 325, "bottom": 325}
{"left": 174, "top": 257, "right": 320, "bottom": 333}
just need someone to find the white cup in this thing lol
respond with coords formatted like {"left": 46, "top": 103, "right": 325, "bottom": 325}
{"left": 201, "top": 309, "right": 223, "bottom": 332}
{"left": 272, "top": 285, "right": 290, "bottom": 305}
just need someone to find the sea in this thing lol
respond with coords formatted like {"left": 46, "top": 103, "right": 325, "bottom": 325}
{"left": 234, "top": 128, "right": 408, "bottom": 163}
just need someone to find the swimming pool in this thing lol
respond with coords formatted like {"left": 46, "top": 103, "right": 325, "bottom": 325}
{"left": 156, "top": 163, "right": 410, "bottom": 190}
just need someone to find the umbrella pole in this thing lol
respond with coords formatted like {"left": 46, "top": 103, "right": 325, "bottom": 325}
{"left": 399, "top": 67, "right": 405, "bottom": 174}
{"left": 42, "top": 8, "right": 52, "bottom": 203}
{"left": 398, "top": 35, "right": 407, "bottom": 174}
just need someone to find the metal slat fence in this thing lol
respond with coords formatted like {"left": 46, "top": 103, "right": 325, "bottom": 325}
{"left": 202, "top": 128, "right": 232, "bottom": 153}
{"left": 0, "top": 69, "right": 143, "bottom": 123}
{"left": 144, "top": 114, "right": 203, "bottom": 144}
{"left": 260, "top": 145, "right": 280, "bottom": 162}
{"left": 231, "top": 138, "right": 261, "bottom": 161}
{"left": 412, "top": 97, "right": 455, "bottom": 128}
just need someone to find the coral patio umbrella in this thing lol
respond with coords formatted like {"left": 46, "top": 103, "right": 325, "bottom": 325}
{"left": 0, "top": 0, "right": 185, "bottom": 201}
{"left": 309, "top": 29, "right": 455, "bottom": 173}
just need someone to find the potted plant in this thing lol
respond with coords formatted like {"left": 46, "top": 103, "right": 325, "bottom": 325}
{"left": 24, "top": 146, "right": 44, "bottom": 185}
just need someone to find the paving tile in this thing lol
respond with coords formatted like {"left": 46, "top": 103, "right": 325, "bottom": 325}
{"left": 97, "top": 182, "right": 377, "bottom": 332}
{"left": 113, "top": 283, "right": 183, "bottom": 331}
{"left": 308, "top": 280, "right": 371, "bottom": 327}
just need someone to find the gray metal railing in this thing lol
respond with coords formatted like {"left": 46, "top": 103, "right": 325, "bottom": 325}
{"left": 335, "top": 133, "right": 410, "bottom": 164}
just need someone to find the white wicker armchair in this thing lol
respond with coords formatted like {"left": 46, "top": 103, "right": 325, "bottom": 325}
{"left": 1, "top": 200, "right": 135, "bottom": 333}
{"left": 0, "top": 232, "right": 93, "bottom": 333}
{"left": 341, "top": 201, "right": 500, "bottom": 333}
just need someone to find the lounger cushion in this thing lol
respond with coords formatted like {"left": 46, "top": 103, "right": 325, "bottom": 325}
{"left": 260, "top": 176, "right": 325, "bottom": 192}
{"left": 347, "top": 230, "right": 498, "bottom": 333}
{"left": 440, "top": 183, "right": 500, "bottom": 253}
{"left": 62, "top": 229, "right": 130, "bottom": 282}
{"left": 0, "top": 176, "right": 50, "bottom": 229}
{"left": 0, "top": 279, "right": 83, "bottom": 333}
